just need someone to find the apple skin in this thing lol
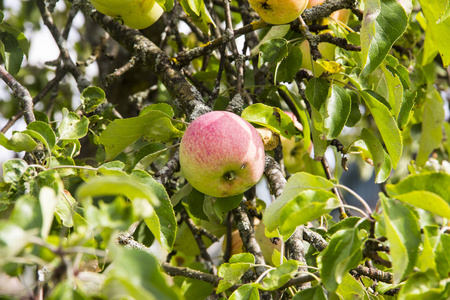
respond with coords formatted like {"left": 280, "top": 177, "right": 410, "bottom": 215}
{"left": 90, "top": 0, "right": 163, "bottom": 29}
{"left": 179, "top": 111, "right": 265, "bottom": 198}
{"left": 248, "top": 0, "right": 308, "bottom": 25}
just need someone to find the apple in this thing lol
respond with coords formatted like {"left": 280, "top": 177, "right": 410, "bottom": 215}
{"left": 248, "top": 0, "right": 308, "bottom": 25}
{"left": 179, "top": 111, "right": 265, "bottom": 198}
{"left": 300, "top": 0, "right": 350, "bottom": 75}
{"left": 90, "top": 0, "right": 164, "bottom": 29}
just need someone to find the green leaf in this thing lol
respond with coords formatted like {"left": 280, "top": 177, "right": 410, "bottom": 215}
{"left": 318, "top": 228, "right": 363, "bottom": 292}
{"left": 81, "top": 86, "right": 106, "bottom": 113}
{"left": 0, "top": 132, "right": 37, "bottom": 152}
{"left": 435, "top": 234, "right": 450, "bottom": 279}
{"left": 102, "top": 246, "right": 180, "bottom": 300}
{"left": 217, "top": 261, "right": 254, "bottom": 293}
{"left": 58, "top": 108, "right": 89, "bottom": 140}
{"left": 131, "top": 170, "right": 177, "bottom": 252}
{"left": 310, "top": 105, "right": 328, "bottom": 160}
{"left": 99, "top": 110, "right": 172, "bottom": 160}
{"left": 144, "top": 117, "right": 184, "bottom": 142}
{"left": 419, "top": 0, "right": 450, "bottom": 66}
{"left": 275, "top": 44, "right": 302, "bottom": 83}
{"left": 360, "top": 0, "right": 408, "bottom": 77}
{"left": 230, "top": 253, "right": 256, "bottom": 264}
{"left": 76, "top": 174, "right": 160, "bottom": 208}
{"left": 39, "top": 187, "right": 58, "bottom": 239}
{"left": 264, "top": 172, "right": 334, "bottom": 232}
{"left": 392, "top": 191, "right": 450, "bottom": 220}
{"left": 98, "top": 161, "right": 126, "bottom": 176}
{"left": 229, "top": 284, "right": 259, "bottom": 300}
{"left": 385, "top": 172, "right": 450, "bottom": 204}
{"left": 398, "top": 269, "right": 445, "bottom": 300}
{"left": 2, "top": 159, "right": 28, "bottom": 183}
{"left": 47, "top": 281, "right": 89, "bottom": 300}
{"left": 380, "top": 195, "right": 421, "bottom": 285}
{"left": 241, "top": 103, "right": 297, "bottom": 138}
{"left": 9, "top": 194, "right": 42, "bottom": 231}
{"left": 183, "top": 187, "right": 208, "bottom": 221}
{"left": 24, "top": 121, "right": 56, "bottom": 151}
{"left": 305, "top": 78, "right": 330, "bottom": 110}
{"left": 416, "top": 86, "right": 444, "bottom": 166}
{"left": 324, "top": 85, "right": 351, "bottom": 139}
{"left": 156, "top": 0, "right": 174, "bottom": 11}
{"left": 360, "top": 90, "right": 402, "bottom": 169}
{"left": 279, "top": 190, "right": 340, "bottom": 236}
{"left": 0, "top": 24, "right": 29, "bottom": 75}
{"left": 134, "top": 143, "right": 167, "bottom": 170}
{"left": 358, "top": 128, "right": 392, "bottom": 183}
{"left": 257, "top": 260, "right": 299, "bottom": 291}
{"left": 213, "top": 193, "right": 243, "bottom": 222}
{"left": 0, "top": 221, "right": 31, "bottom": 265}
{"left": 56, "top": 189, "right": 78, "bottom": 228}
{"left": 258, "top": 38, "right": 288, "bottom": 68}
{"left": 397, "top": 90, "right": 416, "bottom": 130}
{"left": 335, "top": 273, "right": 371, "bottom": 299}
{"left": 327, "top": 217, "right": 371, "bottom": 237}
{"left": 293, "top": 285, "right": 327, "bottom": 300}
{"left": 382, "top": 64, "right": 404, "bottom": 118}
{"left": 139, "top": 103, "right": 175, "bottom": 118}
{"left": 179, "top": 0, "right": 215, "bottom": 34}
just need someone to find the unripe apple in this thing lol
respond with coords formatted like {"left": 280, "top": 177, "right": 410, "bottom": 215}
{"left": 90, "top": 0, "right": 163, "bottom": 29}
{"left": 300, "top": 0, "right": 350, "bottom": 74}
{"left": 248, "top": 0, "right": 308, "bottom": 25}
{"left": 179, "top": 111, "right": 265, "bottom": 198}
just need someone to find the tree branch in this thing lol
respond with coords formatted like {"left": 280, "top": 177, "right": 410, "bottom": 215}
{"left": 76, "top": 0, "right": 210, "bottom": 121}
{"left": 0, "top": 65, "right": 35, "bottom": 124}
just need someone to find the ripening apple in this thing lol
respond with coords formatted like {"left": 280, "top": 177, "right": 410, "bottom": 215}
{"left": 90, "top": 0, "right": 163, "bottom": 29}
{"left": 300, "top": 0, "right": 350, "bottom": 75}
{"left": 179, "top": 111, "right": 265, "bottom": 198}
{"left": 248, "top": 0, "right": 308, "bottom": 25}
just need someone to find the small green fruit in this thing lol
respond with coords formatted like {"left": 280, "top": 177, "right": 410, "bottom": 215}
{"left": 90, "top": 0, "right": 163, "bottom": 29}
{"left": 248, "top": 0, "right": 308, "bottom": 25}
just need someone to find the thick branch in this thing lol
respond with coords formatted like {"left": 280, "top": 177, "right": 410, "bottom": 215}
{"left": 76, "top": 1, "right": 210, "bottom": 121}
{"left": 232, "top": 202, "right": 266, "bottom": 276}
{"left": 0, "top": 65, "right": 35, "bottom": 124}
{"left": 302, "top": 0, "right": 357, "bottom": 23}
{"left": 264, "top": 154, "right": 286, "bottom": 197}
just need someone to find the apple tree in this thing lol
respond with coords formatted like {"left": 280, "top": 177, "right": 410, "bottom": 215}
{"left": 0, "top": 0, "right": 450, "bottom": 299}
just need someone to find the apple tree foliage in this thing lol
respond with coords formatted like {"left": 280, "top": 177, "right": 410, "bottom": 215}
{"left": 0, "top": 0, "right": 450, "bottom": 299}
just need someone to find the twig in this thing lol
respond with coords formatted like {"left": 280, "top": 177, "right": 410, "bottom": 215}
{"left": 153, "top": 149, "right": 180, "bottom": 186}
{"left": 321, "top": 156, "right": 348, "bottom": 218}
{"left": 302, "top": 228, "right": 328, "bottom": 252}
{"left": 223, "top": 212, "right": 233, "bottom": 263}
{"left": 180, "top": 209, "right": 217, "bottom": 275}
{"left": 351, "top": 265, "right": 393, "bottom": 284}
{"left": 0, "top": 65, "right": 35, "bottom": 124}
{"left": 35, "top": 0, "right": 90, "bottom": 92}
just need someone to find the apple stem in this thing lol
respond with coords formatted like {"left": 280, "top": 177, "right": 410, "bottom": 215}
{"left": 223, "top": 171, "right": 236, "bottom": 181}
